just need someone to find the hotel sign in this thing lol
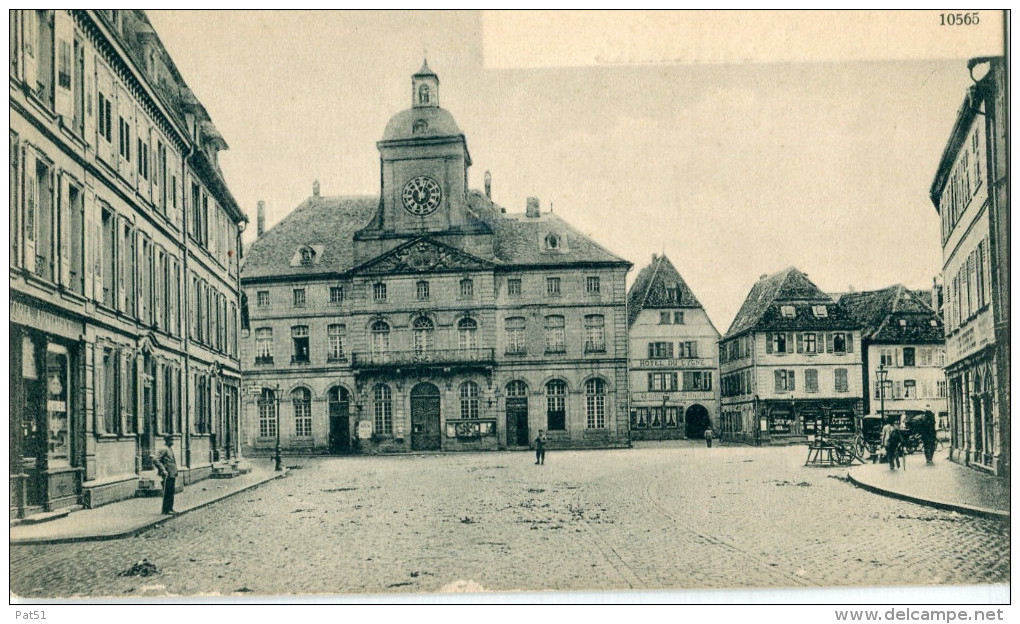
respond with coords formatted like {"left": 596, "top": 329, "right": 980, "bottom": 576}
{"left": 636, "top": 358, "right": 713, "bottom": 369}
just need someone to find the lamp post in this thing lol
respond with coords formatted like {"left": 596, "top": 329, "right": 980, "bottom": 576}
{"left": 273, "top": 383, "right": 282, "bottom": 471}
{"left": 877, "top": 364, "right": 888, "bottom": 423}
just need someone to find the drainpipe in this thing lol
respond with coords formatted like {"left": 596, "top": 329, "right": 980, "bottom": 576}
{"left": 181, "top": 143, "right": 193, "bottom": 474}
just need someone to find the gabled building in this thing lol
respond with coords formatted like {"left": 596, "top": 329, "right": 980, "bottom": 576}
{"left": 239, "top": 63, "right": 631, "bottom": 455}
{"left": 839, "top": 285, "right": 948, "bottom": 428}
{"left": 719, "top": 268, "right": 863, "bottom": 445}
{"left": 626, "top": 254, "right": 720, "bottom": 440}
{"left": 10, "top": 10, "right": 246, "bottom": 517}
{"left": 930, "top": 56, "right": 1009, "bottom": 476}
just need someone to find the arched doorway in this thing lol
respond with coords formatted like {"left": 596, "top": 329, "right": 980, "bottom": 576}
{"left": 328, "top": 386, "right": 350, "bottom": 454}
{"left": 411, "top": 382, "right": 441, "bottom": 451}
{"left": 685, "top": 404, "right": 711, "bottom": 440}
{"left": 505, "top": 380, "right": 529, "bottom": 447}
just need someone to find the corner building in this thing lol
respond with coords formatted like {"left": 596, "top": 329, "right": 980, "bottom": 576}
{"left": 9, "top": 11, "right": 246, "bottom": 517}
{"left": 240, "top": 63, "right": 631, "bottom": 454}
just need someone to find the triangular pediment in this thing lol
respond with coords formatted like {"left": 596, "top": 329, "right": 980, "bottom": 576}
{"left": 353, "top": 237, "right": 495, "bottom": 276}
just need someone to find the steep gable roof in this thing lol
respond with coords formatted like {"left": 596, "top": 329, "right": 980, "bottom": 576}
{"left": 839, "top": 285, "right": 944, "bottom": 344}
{"left": 626, "top": 254, "right": 704, "bottom": 327}
{"left": 723, "top": 267, "right": 854, "bottom": 339}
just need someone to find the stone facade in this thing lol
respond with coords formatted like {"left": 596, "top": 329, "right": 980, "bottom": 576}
{"left": 930, "top": 57, "right": 1009, "bottom": 476}
{"left": 240, "top": 63, "right": 631, "bottom": 455}
{"left": 9, "top": 10, "right": 246, "bottom": 517}
{"left": 627, "top": 254, "right": 720, "bottom": 440}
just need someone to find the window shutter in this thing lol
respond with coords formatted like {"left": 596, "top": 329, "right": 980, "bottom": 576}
{"left": 774, "top": 370, "right": 782, "bottom": 391}
{"left": 21, "top": 11, "right": 37, "bottom": 95}
{"left": 53, "top": 10, "right": 73, "bottom": 118}
{"left": 846, "top": 332, "right": 853, "bottom": 353}
{"left": 93, "top": 344, "right": 104, "bottom": 431}
{"left": 788, "top": 370, "right": 795, "bottom": 391}
{"left": 647, "top": 343, "right": 654, "bottom": 359}
{"left": 826, "top": 333, "right": 833, "bottom": 353}
{"left": 796, "top": 333, "right": 803, "bottom": 353}
{"left": 120, "top": 350, "right": 130, "bottom": 432}
{"left": 765, "top": 333, "right": 773, "bottom": 354}
{"left": 58, "top": 172, "right": 71, "bottom": 287}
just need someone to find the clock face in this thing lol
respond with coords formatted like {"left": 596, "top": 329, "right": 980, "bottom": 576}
{"left": 401, "top": 176, "right": 443, "bottom": 216}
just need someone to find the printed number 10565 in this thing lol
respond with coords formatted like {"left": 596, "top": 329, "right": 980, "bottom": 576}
{"left": 941, "top": 12, "right": 980, "bottom": 25}
{"left": 14, "top": 612, "right": 46, "bottom": 620}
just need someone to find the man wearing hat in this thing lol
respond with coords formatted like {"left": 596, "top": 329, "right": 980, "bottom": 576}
{"left": 153, "top": 435, "right": 179, "bottom": 515}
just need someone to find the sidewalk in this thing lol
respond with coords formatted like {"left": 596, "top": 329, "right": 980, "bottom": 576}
{"left": 10, "top": 462, "right": 287, "bottom": 545}
{"left": 848, "top": 452, "right": 1009, "bottom": 519}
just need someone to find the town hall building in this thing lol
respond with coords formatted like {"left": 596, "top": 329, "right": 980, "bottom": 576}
{"left": 239, "top": 62, "right": 632, "bottom": 455}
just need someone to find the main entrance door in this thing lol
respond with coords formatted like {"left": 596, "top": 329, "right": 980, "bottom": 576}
{"left": 505, "top": 380, "right": 530, "bottom": 447}
{"left": 328, "top": 386, "right": 350, "bottom": 454}
{"left": 411, "top": 382, "right": 441, "bottom": 451}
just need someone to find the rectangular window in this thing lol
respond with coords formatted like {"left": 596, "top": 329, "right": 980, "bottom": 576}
{"left": 373, "top": 282, "right": 387, "bottom": 302}
{"left": 584, "top": 315, "right": 605, "bottom": 353}
{"left": 659, "top": 311, "right": 671, "bottom": 325}
{"left": 505, "top": 317, "right": 526, "bottom": 355}
{"left": 291, "top": 326, "right": 310, "bottom": 363}
{"left": 804, "top": 333, "right": 816, "bottom": 353}
{"left": 546, "top": 277, "right": 561, "bottom": 296}
{"left": 328, "top": 324, "right": 345, "bottom": 360}
{"left": 902, "top": 347, "right": 915, "bottom": 367}
{"left": 545, "top": 316, "right": 566, "bottom": 353}
{"left": 329, "top": 285, "right": 345, "bottom": 304}
{"left": 678, "top": 341, "right": 698, "bottom": 358}
{"left": 507, "top": 278, "right": 521, "bottom": 297}
{"left": 255, "top": 328, "right": 273, "bottom": 364}
{"left": 459, "top": 278, "right": 474, "bottom": 298}
{"left": 416, "top": 280, "right": 430, "bottom": 301}
{"left": 647, "top": 342, "right": 673, "bottom": 359}
{"left": 773, "top": 333, "right": 787, "bottom": 354}
{"left": 805, "top": 369, "right": 819, "bottom": 393}
{"left": 586, "top": 276, "right": 601, "bottom": 294}
{"left": 292, "top": 288, "right": 305, "bottom": 307}
{"left": 256, "top": 290, "right": 270, "bottom": 308}
{"left": 834, "top": 368, "right": 849, "bottom": 393}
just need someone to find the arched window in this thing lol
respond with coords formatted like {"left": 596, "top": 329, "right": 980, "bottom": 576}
{"left": 418, "top": 84, "right": 430, "bottom": 105}
{"left": 292, "top": 388, "right": 312, "bottom": 436}
{"left": 585, "top": 378, "right": 607, "bottom": 429}
{"left": 413, "top": 316, "right": 434, "bottom": 354}
{"left": 460, "top": 381, "right": 479, "bottom": 419}
{"left": 505, "top": 317, "right": 526, "bottom": 355}
{"left": 546, "top": 380, "right": 566, "bottom": 431}
{"left": 371, "top": 320, "right": 390, "bottom": 356}
{"left": 545, "top": 233, "right": 559, "bottom": 250}
{"left": 506, "top": 380, "right": 528, "bottom": 397}
{"left": 299, "top": 247, "right": 313, "bottom": 266}
{"left": 373, "top": 384, "right": 392, "bottom": 435}
{"left": 327, "top": 324, "right": 346, "bottom": 361}
{"left": 458, "top": 318, "right": 478, "bottom": 350}
{"left": 258, "top": 388, "right": 277, "bottom": 438}
{"left": 584, "top": 315, "right": 605, "bottom": 353}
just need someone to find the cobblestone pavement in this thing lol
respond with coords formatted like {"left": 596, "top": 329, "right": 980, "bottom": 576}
{"left": 10, "top": 443, "right": 1009, "bottom": 598}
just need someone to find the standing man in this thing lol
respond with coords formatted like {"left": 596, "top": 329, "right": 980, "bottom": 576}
{"left": 154, "top": 435, "right": 179, "bottom": 515}
{"left": 534, "top": 430, "right": 546, "bottom": 465}
{"left": 881, "top": 417, "right": 901, "bottom": 470}
{"left": 704, "top": 426, "right": 714, "bottom": 448}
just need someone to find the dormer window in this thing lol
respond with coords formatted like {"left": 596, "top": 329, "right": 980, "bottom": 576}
{"left": 413, "top": 119, "right": 428, "bottom": 134}
{"left": 899, "top": 319, "right": 907, "bottom": 327}
{"left": 781, "top": 305, "right": 797, "bottom": 318}
{"left": 545, "top": 233, "right": 560, "bottom": 250}
{"left": 299, "top": 247, "right": 314, "bottom": 266}
{"left": 418, "top": 84, "right": 430, "bottom": 105}
{"left": 811, "top": 305, "right": 828, "bottom": 318}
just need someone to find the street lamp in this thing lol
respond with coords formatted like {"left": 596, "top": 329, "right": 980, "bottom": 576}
{"left": 876, "top": 364, "right": 888, "bottom": 423}
{"left": 273, "top": 383, "right": 282, "bottom": 471}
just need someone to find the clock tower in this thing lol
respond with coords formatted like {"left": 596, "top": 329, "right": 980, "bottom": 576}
{"left": 357, "top": 61, "right": 484, "bottom": 250}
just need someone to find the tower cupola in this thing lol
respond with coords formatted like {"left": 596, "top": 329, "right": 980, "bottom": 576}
{"left": 412, "top": 59, "right": 439, "bottom": 108}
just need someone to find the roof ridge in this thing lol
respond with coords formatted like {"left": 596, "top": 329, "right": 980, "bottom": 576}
{"left": 640, "top": 255, "right": 665, "bottom": 312}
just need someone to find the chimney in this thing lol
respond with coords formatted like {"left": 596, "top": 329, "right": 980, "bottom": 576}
{"left": 526, "top": 196, "right": 540, "bottom": 218}
{"left": 484, "top": 171, "right": 491, "bottom": 200}
{"left": 759, "top": 274, "right": 767, "bottom": 281}
{"left": 652, "top": 253, "right": 658, "bottom": 262}
{"left": 312, "top": 179, "right": 320, "bottom": 197}
{"left": 257, "top": 201, "right": 265, "bottom": 237}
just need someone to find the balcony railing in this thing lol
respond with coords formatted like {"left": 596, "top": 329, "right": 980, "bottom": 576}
{"left": 352, "top": 348, "right": 495, "bottom": 369}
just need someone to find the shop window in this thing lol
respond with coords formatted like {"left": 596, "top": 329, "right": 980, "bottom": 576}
{"left": 327, "top": 324, "right": 346, "bottom": 361}
{"left": 584, "top": 315, "right": 605, "bottom": 353}
{"left": 586, "top": 276, "right": 600, "bottom": 295}
{"left": 507, "top": 278, "right": 522, "bottom": 297}
{"left": 545, "top": 316, "right": 566, "bottom": 354}
{"left": 834, "top": 368, "right": 849, "bottom": 393}
{"left": 258, "top": 389, "right": 277, "bottom": 438}
{"left": 505, "top": 317, "right": 526, "bottom": 355}
{"left": 291, "top": 326, "right": 309, "bottom": 363}
{"left": 458, "top": 318, "right": 477, "bottom": 350}
{"left": 416, "top": 280, "right": 430, "bottom": 301}
{"left": 459, "top": 278, "right": 474, "bottom": 298}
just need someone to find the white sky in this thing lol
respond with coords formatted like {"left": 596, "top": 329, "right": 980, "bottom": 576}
{"left": 145, "top": 10, "right": 994, "bottom": 332}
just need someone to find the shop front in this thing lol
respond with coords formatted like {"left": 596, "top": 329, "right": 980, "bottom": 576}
{"left": 10, "top": 302, "right": 85, "bottom": 517}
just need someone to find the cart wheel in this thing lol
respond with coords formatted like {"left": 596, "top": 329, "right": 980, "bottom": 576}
{"left": 835, "top": 444, "right": 854, "bottom": 466}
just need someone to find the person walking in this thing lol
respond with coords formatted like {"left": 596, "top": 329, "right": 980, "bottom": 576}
{"left": 154, "top": 435, "right": 179, "bottom": 514}
{"left": 880, "top": 417, "right": 901, "bottom": 470}
{"left": 704, "top": 427, "right": 714, "bottom": 448}
{"left": 921, "top": 410, "right": 938, "bottom": 465}
{"left": 534, "top": 430, "right": 546, "bottom": 465}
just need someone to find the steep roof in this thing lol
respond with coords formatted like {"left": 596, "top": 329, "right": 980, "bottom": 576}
{"left": 839, "top": 285, "right": 944, "bottom": 344}
{"left": 241, "top": 190, "right": 629, "bottom": 281}
{"left": 626, "top": 254, "right": 704, "bottom": 327}
{"left": 723, "top": 267, "right": 855, "bottom": 339}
